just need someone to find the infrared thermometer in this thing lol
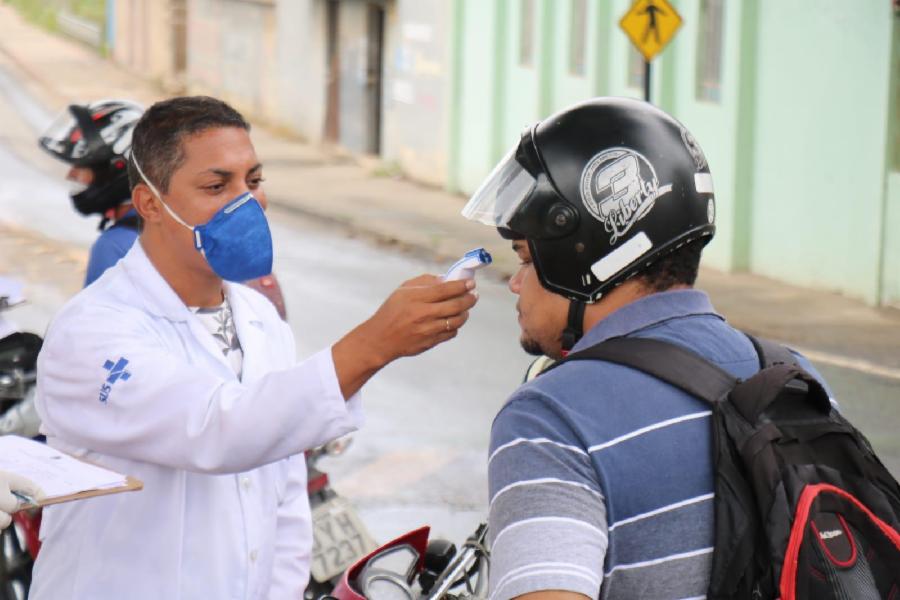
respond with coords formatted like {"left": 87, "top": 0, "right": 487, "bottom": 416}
{"left": 443, "top": 248, "right": 492, "bottom": 281}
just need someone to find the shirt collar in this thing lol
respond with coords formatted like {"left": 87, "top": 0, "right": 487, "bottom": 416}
{"left": 572, "top": 289, "right": 723, "bottom": 351}
{"left": 121, "top": 240, "right": 254, "bottom": 323}
{"left": 120, "top": 241, "right": 193, "bottom": 321}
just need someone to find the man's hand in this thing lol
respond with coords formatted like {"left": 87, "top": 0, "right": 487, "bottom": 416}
{"left": 332, "top": 275, "right": 479, "bottom": 399}
{"left": 0, "top": 470, "right": 44, "bottom": 529}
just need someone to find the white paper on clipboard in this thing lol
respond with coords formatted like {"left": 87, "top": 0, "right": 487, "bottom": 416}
{"left": 0, "top": 436, "right": 132, "bottom": 503}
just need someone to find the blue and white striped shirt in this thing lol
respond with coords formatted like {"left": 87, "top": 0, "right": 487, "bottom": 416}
{"left": 487, "top": 289, "right": 827, "bottom": 599}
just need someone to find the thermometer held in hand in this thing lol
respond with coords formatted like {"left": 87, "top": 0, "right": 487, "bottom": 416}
{"left": 443, "top": 248, "right": 493, "bottom": 281}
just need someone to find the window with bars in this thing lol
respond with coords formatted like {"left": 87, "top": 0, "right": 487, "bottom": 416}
{"left": 696, "top": 0, "right": 724, "bottom": 102}
{"left": 568, "top": 0, "right": 587, "bottom": 76}
{"left": 519, "top": 0, "right": 535, "bottom": 67}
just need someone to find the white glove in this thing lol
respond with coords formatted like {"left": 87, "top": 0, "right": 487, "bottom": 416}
{"left": 0, "top": 470, "right": 44, "bottom": 529}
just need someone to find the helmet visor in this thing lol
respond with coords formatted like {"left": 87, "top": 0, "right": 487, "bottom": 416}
{"left": 38, "top": 107, "right": 83, "bottom": 162}
{"left": 39, "top": 105, "right": 110, "bottom": 166}
{"left": 461, "top": 145, "right": 536, "bottom": 228}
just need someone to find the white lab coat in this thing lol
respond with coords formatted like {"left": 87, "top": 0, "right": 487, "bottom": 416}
{"left": 30, "top": 242, "right": 363, "bottom": 599}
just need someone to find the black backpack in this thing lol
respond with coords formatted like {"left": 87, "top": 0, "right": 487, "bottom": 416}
{"left": 552, "top": 335, "right": 900, "bottom": 599}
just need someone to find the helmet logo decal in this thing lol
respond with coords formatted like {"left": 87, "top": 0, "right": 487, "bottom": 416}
{"left": 579, "top": 148, "right": 671, "bottom": 244}
{"left": 107, "top": 111, "right": 137, "bottom": 156}
{"left": 680, "top": 127, "right": 708, "bottom": 170}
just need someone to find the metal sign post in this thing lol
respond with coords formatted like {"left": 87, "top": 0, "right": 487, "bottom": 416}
{"left": 644, "top": 61, "right": 652, "bottom": 103}
{"left": 619, "top": 0, "right": 683, "bottom": 103}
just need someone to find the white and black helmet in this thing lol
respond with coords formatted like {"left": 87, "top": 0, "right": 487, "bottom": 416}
{"left": 39, "top": 99, "right": 143, "bottom": 217}
{"left": 463, "top": 97, "right": 716, "bottom": 303}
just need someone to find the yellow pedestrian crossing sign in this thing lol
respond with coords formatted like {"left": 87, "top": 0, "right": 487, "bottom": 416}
{"left": 620, "top": 0, "right": 683, "bottom": 62}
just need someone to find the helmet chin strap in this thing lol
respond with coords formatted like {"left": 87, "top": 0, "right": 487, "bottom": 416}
{"left": 561, "top": 299, "right": 586, "bottom": 355}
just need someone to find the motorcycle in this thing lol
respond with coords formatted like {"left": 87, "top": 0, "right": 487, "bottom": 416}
{"left": 306, "top": 438, "right": 378, "bottom": 598}
{"left": 0, "top": 277, "right": 43, "bottom": 600}
{"left": 326, "top": 523, "right": 489, "bottom": 600}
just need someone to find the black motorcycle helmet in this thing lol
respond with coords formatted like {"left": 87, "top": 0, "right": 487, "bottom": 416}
{"left": 463, "top": 97, "right": 715, "bottom": 304}
{"left": 39, "top": 100, "right": 143, "bottom": 220}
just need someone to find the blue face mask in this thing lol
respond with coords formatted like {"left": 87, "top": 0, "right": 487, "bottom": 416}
{"left": 133, "top": 158, "right": 274, "bottom": 282}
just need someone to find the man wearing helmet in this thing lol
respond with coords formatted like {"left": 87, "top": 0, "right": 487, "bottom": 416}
{"left": 463, "top": 98, "right": 828, "bottom": 599}
{"left": 39, "top": 100, "right": 144, "bottom": 286}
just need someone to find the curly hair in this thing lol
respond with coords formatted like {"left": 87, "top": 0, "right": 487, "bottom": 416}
{"left": 636, "top": 238, "right": 705, "bottom": 293}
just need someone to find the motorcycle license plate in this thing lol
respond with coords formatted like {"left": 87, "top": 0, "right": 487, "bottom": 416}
{"left": 310, "top": 496, "right": 377, "bottom": 582}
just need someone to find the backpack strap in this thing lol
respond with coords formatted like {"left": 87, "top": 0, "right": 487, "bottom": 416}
{"left": 745, "top": 333, "right": 798, "bottom": 369}
{"left": 546, "top": 336, "right": 739, "bottom": 405}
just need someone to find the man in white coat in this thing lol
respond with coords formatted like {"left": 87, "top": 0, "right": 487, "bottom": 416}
{"left": 31, "top": 96, "right": 478, "bottom": 599}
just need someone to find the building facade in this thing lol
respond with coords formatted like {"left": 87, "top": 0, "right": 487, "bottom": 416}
{"left": 449, "top": 0, "right": 900, "bottom": 308}
{"left": 171, "top": 0, "right": 452, "bottom": 187}
{"left": 110, "top": 0, "right": 188, "bottom": 88}
{"left": 108, "top": 0, "right": 900, "bottom": 308}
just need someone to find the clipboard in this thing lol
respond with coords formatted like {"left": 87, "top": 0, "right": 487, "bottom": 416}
{"left": 0, "top": 435, "right": 144, "bottom": 510}
{"left": 16, "top": 475, "right": 144, "bottom": 511}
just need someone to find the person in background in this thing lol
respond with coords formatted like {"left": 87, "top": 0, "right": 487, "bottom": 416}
{"left": 39, "top": 99, "right": 144, "bottom": 286}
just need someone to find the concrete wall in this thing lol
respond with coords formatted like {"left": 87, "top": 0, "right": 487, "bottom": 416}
{"left": 111, "top": 0, "right": 176, "bottom": 83}
{"left": 498, "top": 0, "right": 542, "bottom": 149}
{"left": 883, "top": 15, "right": 900, "bottom": 309}
{"left": 451, "top": 0, "right": 605, "bottom": 194}
{"left": 449, "top": 1, "right": 500, "bottom": 194}
{"left": 184, "top": 0, "right": 326, "bottom": 141}
{"left": 380, "top": 0, "right": 451, "bottom": 186}
{"left": 334, "top": 1, "right": 369, "bottom": 152}
{"left": 186, "top": 0, "right": 279, "bottom": 123}
{"left": 178, "top": 0, "right": 454, "bottom": 181}
{"left": 545, "top": 0, "right": 603, "bottom": 109}
{"left": 659, "top": 0, "right": 751, "bottom": 272}
{"left": 885, "top": 174, "right": 900, "bottom": 308}
{"left": 747, "top": 1, "right": 893, "bottom": 304}
{"left": 274, "top": 0, "right": 327, "bottom": 141}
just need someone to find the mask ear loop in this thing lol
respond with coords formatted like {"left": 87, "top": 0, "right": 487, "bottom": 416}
{"left": 131, "top": 154, "right": 204, "bottom": 251}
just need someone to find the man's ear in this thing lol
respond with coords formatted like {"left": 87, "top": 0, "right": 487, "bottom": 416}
{"left": 132, "top": 183, "right": 162, "bottom": 224}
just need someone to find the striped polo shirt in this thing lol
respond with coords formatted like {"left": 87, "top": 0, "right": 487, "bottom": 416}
{"left": 487, "top": 289, "right": 825, "bottom": 599}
